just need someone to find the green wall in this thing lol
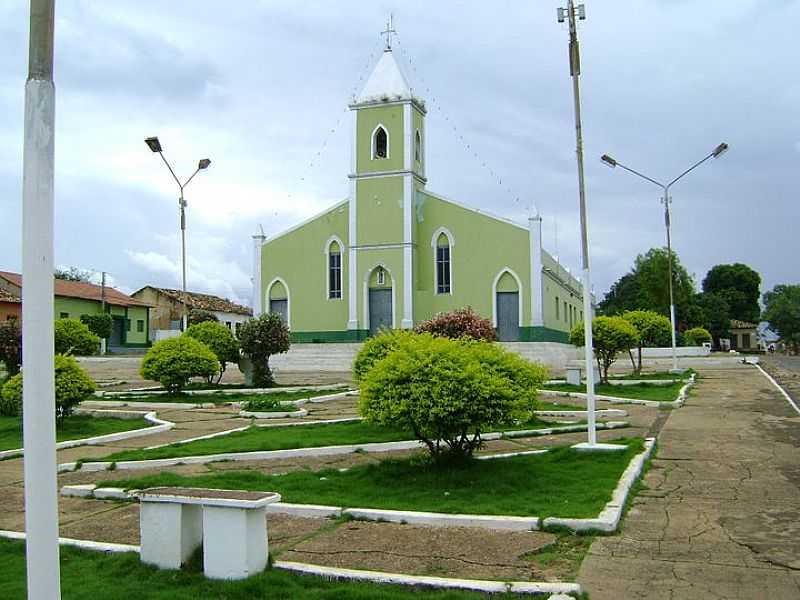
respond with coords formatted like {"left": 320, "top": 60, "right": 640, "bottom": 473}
{"left": 356, "top": 176, "right": 404, "bottom": 246}
{"left": 356, "top": 104, "right": 405, "bottom": 173}
{"left": 54, "top": 296, "right": 149, "bottom": 346}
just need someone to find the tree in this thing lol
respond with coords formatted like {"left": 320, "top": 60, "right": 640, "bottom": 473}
{"left": 0, "top": 320, "right": 22, "bottom": 377}
{"left": 414, "top": 307, "right": 496, "bottom": 341}
{"left": 54, "top": 319, "right": 100, "bottom": 356}
{"left": 80, "top": 314, "right": 113, "bottom": 340}
{"left": 598, "top": 273, "right": 641, "bottom": 316}
{"left": 702, "top": 264, "right": 761, "bottom": 323}
{"left": 187, "top": 309, "right": 219, "bottom": 326}
{"left": 691, "top": 292, "right": 731, "bottom": 344}
{"left": 684, "top": 327, "right": 712, "bottom": 346}
{"left": 140, "top": 336, "right": 219, "bottom": 394}
{"left": 238, "top": 313, "right": 291, "bottom": 387}
{"left": 359, "top": 334, "right": 548, "bottom": 460}
{"left": 622, "top": 310, "right": 672, "bottom": 374}
{"left": 633, "top": 248, "right": 695, "bottom": 322}
{"left": 185, "top": 321, "right": 240, "bottom": 383}
{"left": 570, "top": 316, "right": 639, "bottom": 383}
{"left": 763, "top": 285, "right": 800, "bottom": 354}
{"left": 54, "top": 267, "right": 92, "bottom": 282}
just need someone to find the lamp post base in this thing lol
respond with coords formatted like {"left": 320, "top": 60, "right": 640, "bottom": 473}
{"left": 571, "top": 442, "right": 627, "bottom": 453}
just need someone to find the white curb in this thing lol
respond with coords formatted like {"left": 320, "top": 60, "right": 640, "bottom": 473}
{"left": 0, "top": 529, "right": 139, "bottom": 554}
{"left": 239, "top": 408, "right": 309, "bottom": 419}
{"left": 273, "top": 561, "right": 581, "bottom": 596}
{"left": 343, "top": 508, "right": 540, "bottom": 531}
{"left": 268, "top": 502, "right": 342, "bottom": 519}
{"left": 755, "top": 364, "right": 800, "bottom": 416}
{"left": 93, "top": 487, "right": 135, "bottom": 501}
{"left": 540, "top": 374, "right": 696, "bottom": 409}
{"left": 61, "top": 484, "right": 96, "bottom": 498}
{"left": 543, "top": 437, "right": 656, "bottom": 532}
{"left": 535, "top": 408, "right": 627, "bottom": 418}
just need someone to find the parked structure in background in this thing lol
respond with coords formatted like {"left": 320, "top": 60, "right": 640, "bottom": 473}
{"left": 0, "top": 289, "right": 21, "bottom": 322}
{"left": 133, "top": 286, "right": 252, "bottom": 340}
{"left": 726, "top": 319, "right": 758, "bottom": 351}
{"left": 0, "top": 270, "right": 151, "bottom": 349}
{"left": 253, "top": 37, "right": 586, "bottom": 343}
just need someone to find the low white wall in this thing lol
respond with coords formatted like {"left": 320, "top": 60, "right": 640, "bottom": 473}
{"left": 640, "top": 346, "right": 710, "bottom": 358}
{"left": 154, "top": 329, "right": 180, "bottom": 342}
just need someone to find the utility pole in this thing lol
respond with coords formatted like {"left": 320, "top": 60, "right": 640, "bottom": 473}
{"left": 100, "top": 271, "right": 107, "bottom": 355}
{"left": 21, "top": 0, "right": 62, "bottom": 598}
{"left": 557, "top": 1, "right": 622, "bottom": 452}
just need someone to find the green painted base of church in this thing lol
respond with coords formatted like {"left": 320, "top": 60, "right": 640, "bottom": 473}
{"left": 289, "top": 326, "right": 569, "bottom": 344}
{"left": 519, "top": 327, "right": 570, "bottom": 343}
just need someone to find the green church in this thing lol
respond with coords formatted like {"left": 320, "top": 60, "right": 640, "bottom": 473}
{"left": 253, "top": 40, "right": 584, "bottom": 343}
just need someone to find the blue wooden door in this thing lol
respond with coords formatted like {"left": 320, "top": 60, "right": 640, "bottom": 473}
{"left": 368, "top": 289, "right": 392, "bottom": 336}
{"left": 496, "top": 292, "right": 519, "bottom": 341}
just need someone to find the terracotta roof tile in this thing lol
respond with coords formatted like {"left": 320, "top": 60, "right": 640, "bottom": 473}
{"left": 730, "top": 319, "right": 757, "bottom": 329}
{"left": 137, "top": 287, "right": 252, "bottom": 316}
{"left": 0, "top": 289, "right": 20, "bottom": 303}
{"left": 0, "top": 271, "right": 151, "bottom": 308}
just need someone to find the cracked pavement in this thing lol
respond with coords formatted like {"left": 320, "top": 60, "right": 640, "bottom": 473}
{"left": 578, "top": 359, "right": 800, "bottom": 599}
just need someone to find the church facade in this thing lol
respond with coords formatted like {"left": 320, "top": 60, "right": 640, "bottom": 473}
{"left": 253, "top": 44, "right": 584, "bottom": 343}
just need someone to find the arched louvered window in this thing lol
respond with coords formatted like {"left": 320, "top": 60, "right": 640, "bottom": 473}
{"left": 435, "top": 232, "right": 451, "bottom": 294}
{"left": 373, "top": 126, "right": 388, "bottom": 159}
{"left": 328, "top": 240, "right": 342, "bottom": 299}
{"left": 415, "top": 130, "right": 422, "bottom": 162}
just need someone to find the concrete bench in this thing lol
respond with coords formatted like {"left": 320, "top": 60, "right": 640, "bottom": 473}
{"left": 137, "top": 487, "right": 281, "bottom": 580}
{"left": 565, "top": 361, "right": 600, "bottom": 387}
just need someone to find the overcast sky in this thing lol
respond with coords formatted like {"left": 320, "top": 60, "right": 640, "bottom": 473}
{"left": 1, "top": 1, "right": 797, "bottom": 306}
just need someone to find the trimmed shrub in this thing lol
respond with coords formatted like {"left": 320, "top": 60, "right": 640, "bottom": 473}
{"left": 622, "top": 310, "right": 672, "bottom": 373}
{"left": 570, "top": 316, "right": 639, "bottom": 383}
{"left": 684, "top": 327, "right": 712, "bottom": 346}
{"left": 188, "top": 309, "right": 219, "bottom": 326}
{"left": 414, "top": 307, "right": 497, "bottom": 342}
{"left": 185, "top": 321, "right": 240, "bottom": 384}
{"left": 140, "top": 336, "right": 219, "bottom": 394}
{"left": 352, "top": 329, "right": 415, "bottom": 383}
{"left": 0, "top": 320, "right": 22, "bottom": 376}
{"left": 359, "top": 333, "right": 548, "bottom": 459}
{"left": 238, "top": 314, "right": 290, "bottom": 387}
{"left": 1, "top": 354, "right": 97, "bottom": 422}
{"left": 54, "top": 318, "right": 100, "bottom": 356}
{"left": 79, "top": 313, "right": 113, "bottom": 340}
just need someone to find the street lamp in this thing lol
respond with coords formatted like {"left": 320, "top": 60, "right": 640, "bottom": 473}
{"left": 601, "top": 143, "right": 728, "bottom": 372}
{"left": 145, "top": 137, "right": 211, "bottom": 331}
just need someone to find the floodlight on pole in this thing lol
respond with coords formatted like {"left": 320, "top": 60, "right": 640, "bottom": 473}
{"left": 145, "top": 137, "right": 211, "bottom": 331}
{"left": 599, "top": 143, "right": 729, "bottom": 372}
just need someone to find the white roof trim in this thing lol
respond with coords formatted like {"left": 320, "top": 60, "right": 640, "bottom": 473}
{"left": 262, "top": 199, "right": 348, "bottom": 247}
{"left": 422, "top": 190, "right": 529, "bottom": 233}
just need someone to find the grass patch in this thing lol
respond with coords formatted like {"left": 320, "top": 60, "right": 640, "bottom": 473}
{"left": 537, "top": 401, "right": 585, "bottom": 411}
{"left": 106, "top": 438, "right": 644, "bottom": 518}
{"left": 522, "top": 531, "right": 594, "bottom": 581}
{"left": 0, "top": 415, "right": 149, "bottom": 452}
{"left": 94, "top": 417, "right": 559, "bottom": 463}
{"left": 0, "top": 539, "right": 526, "bottom": 600}
{"left": 99, "top": 388, "right": 351, "bottom": 405}
{"left": 608, "top": 369, "right": 695, "bottom": 381}
{"left": 542, "top": 381, "right": 685, "bottom": 402}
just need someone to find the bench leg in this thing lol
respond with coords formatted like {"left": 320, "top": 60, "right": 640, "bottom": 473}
{"left": 202, "top": 506, "right": 268, "bottom": 580}
{"left": 140, "top": 502, "right": 203, "bottom": 569}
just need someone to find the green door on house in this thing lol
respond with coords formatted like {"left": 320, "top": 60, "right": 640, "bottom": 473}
{"left": 109, "top": 317, "right": 125, "bottom": 347}
{"left": 496, "top": 292, "right": 519, "bottom": 341}
{"left": 368, "top": 289, "right": 392, "bottom": 337}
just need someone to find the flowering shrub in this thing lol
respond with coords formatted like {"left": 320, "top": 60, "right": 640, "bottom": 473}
{"left": 414, "top": 307, "right": 496, "bottom": 342}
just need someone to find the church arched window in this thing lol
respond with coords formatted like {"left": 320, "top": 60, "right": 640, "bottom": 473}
{"left": 434, "top": 230, "right": 453, "bottom": 294}
{"left": 415, "top": 130, "right": 422, "bottom": 162}
{"left": 327, "top": 240, "right": 342, "bottom": 299}
{"left": 373, "top": 125, "right": 388, "bottom": 159}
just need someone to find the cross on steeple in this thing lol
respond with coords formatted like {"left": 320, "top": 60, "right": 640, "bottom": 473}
{"left": 381, "top": 14, "right": 396, "bottom": 50}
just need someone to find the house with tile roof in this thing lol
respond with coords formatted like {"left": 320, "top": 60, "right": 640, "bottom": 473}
{"left": 132, "top": 286, "right": 252, "bottom": 339}
{"left": 0, "top": 270, "right": 151, "bottom": 349}
{"left": 0, "top": 288, "right": 21, "bottom": 323}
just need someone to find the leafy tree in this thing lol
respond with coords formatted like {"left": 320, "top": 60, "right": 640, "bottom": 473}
{"left": 140, "top": 336, "right": 219, "bottom": 394}
{"left": 80, "top": 314, "right": 113, "bottom": 340}
{"left": 622, "top": 310, "right": 672, "bottom": 374}
{"left": 690, "top": 292, "right": 731, "bottom": 344}
{"left": 359, "top": 333, "right": 547, "bottom": 460}
{"left": 187, "top": 309, "right": 219, "bottom": 326}
{"left": 238, "top": 313, "right": 290, "bottom": 387}
{"left": 54, "top": 267, "right": 92, "bottom": 282}
{"left": 763, "top": 284, "right": 800, "bottom": 353}
{"left": 54, "top": 319, "right": 100, "bottom": 356}
{"left": 2, "top": 354, "right": 97, "bottom": 423}
{"left": 633, "top": 248, "right": 695, "bottom": 322}
{"left": 684, "top": 327, "right": 712, "bottom": 346}
{"left": 598, "top": 273, "right": 641, "bottom": 316}
{"left": 570, "top": 316, "right": 639, "bottom": 383}
{"left": 0, "top": 320, "right": 22, "bottom": 376}
{"left": 702, "top": 264, "right": 761, "bottom": 323}
{"left": 414, "top": 307, "right": 496, "bottom": 341}
{"left": 185, "top": 321, "right": 240, "bottom": 383}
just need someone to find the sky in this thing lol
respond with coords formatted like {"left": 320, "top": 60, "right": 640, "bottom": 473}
{"left": 0, "top": 1, "right": 797, "bottom": 306}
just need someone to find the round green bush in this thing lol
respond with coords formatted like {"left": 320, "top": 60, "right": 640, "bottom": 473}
{"left": 359, "top": 333, "right": 548, "bottom": 459}
{"left": 54, "top": 318, "right": 100, "bottom": 356}
{"left": 140, "top": 336, "right": 219, "bottom": 394}
{"left": 79, "top": 313, "right": 113, "bottom": 340}
{"left": 185, "top": 321, "right": 240, "bottom": 383}
{"left": 684, "top": 327, "right": 712, "bottom": 346}
{"left": 1, "top": 354, "right": 97, "bottom": 421}
{"left": 570, "top": 316, "right": 639, "bottom": 383}
{"left": 352, "top": 329, "right": 415, "bottom": 383}
{"left": 414, "top": 307, "right": 497, "bottom": 342}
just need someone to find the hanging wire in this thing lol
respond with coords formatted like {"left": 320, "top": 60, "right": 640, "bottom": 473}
{"left": 393, "top": 33, "right": 524, "bottom": 209}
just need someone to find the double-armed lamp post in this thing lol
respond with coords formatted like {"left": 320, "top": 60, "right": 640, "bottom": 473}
{"left": 145, "top": 137, "right": 210, "bottom": 331}
{"left": 600, "top": 143, "right": 728, "bottom": 372}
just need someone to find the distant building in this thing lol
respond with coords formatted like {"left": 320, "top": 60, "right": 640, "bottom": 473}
{"left": 0, "top": 289, "right": 21, "bottom": 322}
{"left": 728, "top": 319, "right": 758, "bottom": 351}
{"left": 0, "top": 270, "right": 151, "bottom": 349}
{"left": 132, "top": 286, "right": 253, "bottom": 339}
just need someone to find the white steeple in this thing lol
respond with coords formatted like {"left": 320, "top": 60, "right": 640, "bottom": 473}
{"left": 355, "top": 16, "right": 413, "bottom": 104}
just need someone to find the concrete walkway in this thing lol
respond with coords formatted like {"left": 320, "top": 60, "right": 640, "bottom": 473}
{"left": 579, "top": 362, "right": 800, "bottom": 599}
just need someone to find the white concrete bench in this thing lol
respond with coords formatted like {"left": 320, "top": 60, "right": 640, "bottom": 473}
{"left": 137, "top": 487, "right": 281, "bottom": 580}
{"left": 565, "top": 361, "right": 600, "bottom": 387}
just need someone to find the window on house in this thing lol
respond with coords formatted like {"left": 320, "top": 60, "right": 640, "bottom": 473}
{"left": 126, "top": 319, "right": 131, "bottom": 331}
{"left": 415, "top": 130, "right": 421, "bottom": 162}
{"left": 137, "top": 320, "right": 144, "bottom": 333}
{"left": 235, "top": 322, "right": 242, "bottom": 337}
{"left": 564, "top": 301, "right": 567, "bottom": 322}
{"left": 742, "top": 333, "right": 751, "bottom": 349}
{"left": 328, "top": 242, "right": 342, "bottom": 299}
{"left": 373, "top": 126, "right": 388, "bottom": 159}
{"left": 555, "top": 297, "right": 560, "bottom": 320}
{"left": 435, "top": 234, "right": 451, "bottom": 294}
{"left": 376, "top": 268, "right": 385, "bottom": 286}
{"left": 59, "top": 312, "right": 69, "bottom": 319}
{"left": 226, "top": 321, "right": 232, "bottom": 330}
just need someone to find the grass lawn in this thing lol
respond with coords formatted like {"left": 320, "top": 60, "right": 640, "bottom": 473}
{"left": 0, "top": 415, "right": 149, "bottom": 452}
{"left": 537, "top": 400, "right": 585, "bottom": 411}
{"left": 608, "top": 369, "right": 695, "bottom": 381}
{"left": 0, "top": 539, "right": 525, "bottom": 600}
{"left": 100, "top": 389, "right": 351, "bottom": 406}
{"left": 106, "top": 438, "right": 644, "bottom": 518}
{"left": 94, "top": 417, "right": 559, "bottom": 463}
{"left": 542, "top": 381, "right": 685, "bottom": 402}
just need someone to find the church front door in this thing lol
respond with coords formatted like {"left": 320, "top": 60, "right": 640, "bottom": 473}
{"left": 496, "top": 292, "right": 520, "bottom": 341}
{"left": 368, "top": 288, "right": 392, "bottom": 336}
